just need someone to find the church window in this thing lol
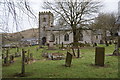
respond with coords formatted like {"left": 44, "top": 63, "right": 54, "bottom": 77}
{"left": 96, "top": 35, "right": 98, "bottom": 39}
{"left": 78, "top": 33, "right": 83, "bottom": 41}
{"left": 50, "top": 34, "right": 55, "bottom": 41}
{"left": 64, "top": 33, "right": 69, "bottom": 41}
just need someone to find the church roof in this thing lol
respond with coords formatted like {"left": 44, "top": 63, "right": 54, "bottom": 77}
{"left": 46, "top": 25, "right": 71, "bottom": 31}
{"left": 46, "top": 24, "right": 91, "bottom": 31}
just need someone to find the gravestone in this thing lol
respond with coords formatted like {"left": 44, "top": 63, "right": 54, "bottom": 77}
{"left": 95, "top": 47, "right": 105, "bottom": 66}
{"left": 118, "top": 37, "right": 120, "bottom": 47}
{"left": 93, "top": 43, "right": 97, "bottom": 47}
{"left": 62, "top": 42, "right": 64, "bottom": 48}
{"left": 30, "top": 53, "right": 33, "bottom": 60}
{"left": 9, "top": 55, "right": 14, "bottom": 63}
{"left": 49, "top": 41, "right": 54, "bottom": 47}
{"left": 105, "top": 41, "right": 109, "bottom": 46}
{"left": 48, "top": 41, "right": 54, "bottom": 49}
{"left": 4, "top": 57, "right": 7, "bottom": 64}
{"left": 2, "top": 54, "right": 5, "bottom": 59}
{"left": 109, "top": 41, "right": 112, "bottom": 45}
{"left": 65, "top": 52, "right": 72, "bottom": 67}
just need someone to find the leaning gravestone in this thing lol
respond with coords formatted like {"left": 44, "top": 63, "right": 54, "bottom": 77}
{"left": 95, "top": 47, "right": 105, "bottom": 66}
{"left": 65, "top": 52, "right": 72, "bottom": 67}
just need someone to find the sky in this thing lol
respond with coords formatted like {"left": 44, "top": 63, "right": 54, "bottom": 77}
{"left": 30, "top": 0, "right": 120, "bottom": 13}
{"left": 0, "top": 0, "right": 120, "bottom": 33}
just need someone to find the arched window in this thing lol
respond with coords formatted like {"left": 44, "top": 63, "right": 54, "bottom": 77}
{"left": 43, "top": 17, "right": 46, "bottom": 22}
{"left": 50, "top": 34, "right": 55, "bottom": 42}
{"left": 96, "top": 35, "right": 98, "bottom": 39}
{"left": 79, "top": 33, "right": 83, "bottom": 41}
{"left": 64, "top": 33, "right": 69, "bottom": 41}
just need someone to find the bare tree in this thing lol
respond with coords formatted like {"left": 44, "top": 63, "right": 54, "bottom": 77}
{"left": 43, "top": 0, "right": 102, "bottom": 46}
{"left": 92, "top": 13, "right": 117, "bottom": 46}
{"left": 0, "top": 0, "right": 36, "bottom": 33}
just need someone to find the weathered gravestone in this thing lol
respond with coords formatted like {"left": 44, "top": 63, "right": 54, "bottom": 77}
{"left": 4, "top": 57, "right": 7, "bottom": 64}
{"left": 4, "top": 49, "right": 9, "bottom": 64}
{"left": 65, "top": 52, "right": 72, "bottom": 67}
{"left": 61, "top": 42, "right": 64, "bottom": 48}
{"left": 30, "top": 53, "right": 33, "bottom": 60}
{"left": 118, "top": 37, "right": 120, "bottom": 47}
{"left": 2, "top": 54, "right": 5, "bottom": 59}
{"left": 95, "top": 47, "right": 105, "bottom": 66}
{"left": 9, "top": 55, "right": 14, "bottom": 63}
{"left": 93, "top": 43, "right": 97, "bottom": 47}
{"left": 49, "top": 41, "right": 54, "bottom": 47}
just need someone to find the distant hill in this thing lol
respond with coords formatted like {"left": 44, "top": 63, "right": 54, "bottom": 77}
{"left": 12, "top": 28, "right": 39, "bottom": 39}
{"left": 2, "top": 28, "right": 39, "bottom": 43}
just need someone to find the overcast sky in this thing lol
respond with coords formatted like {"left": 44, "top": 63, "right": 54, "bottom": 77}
{"left": 31, "top": 0, "right": 120, "bottom": 13}
{"left": 28, "top": 0, "right": 120, "bottom": 29}
{"left": 0, "top": 0, "right": 120, "bottom": 33}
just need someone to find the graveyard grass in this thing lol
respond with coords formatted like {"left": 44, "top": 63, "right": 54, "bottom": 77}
{"left": 2, "top": 44, "right": 119, "bottom": 78}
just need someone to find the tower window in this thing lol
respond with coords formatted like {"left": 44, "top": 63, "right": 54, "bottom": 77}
{"left": 64, "top": 33, "right": 69, "bottom": 41}
{"left": 43, "top": 17, "right": 46, "bottom": 22}
{"left": 43, "top": 26, "right": 46, "bottom": 31}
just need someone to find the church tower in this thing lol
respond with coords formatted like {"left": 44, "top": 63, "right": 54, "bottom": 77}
{"left": 38, "top": 11, "right": 54, "bottom": 45}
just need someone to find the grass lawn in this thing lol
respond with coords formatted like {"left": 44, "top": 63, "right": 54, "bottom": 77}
{"left": 2, "top": 44, "right": 120, "bottom": 78}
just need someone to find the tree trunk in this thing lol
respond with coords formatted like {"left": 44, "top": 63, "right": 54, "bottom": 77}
{"left": 104, "top": 30, "right": 109, "bottom": 46}
{"left": 72, "top": 48, "right": 76, "bottom": 56}
{"left": 113, "top": 36, "right": 120, "bottom": 56}
{"left": 73, "top": 30, "right": 79, "bottom": 47}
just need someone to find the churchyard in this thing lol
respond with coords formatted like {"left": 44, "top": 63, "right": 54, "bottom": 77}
{"left": 2, "top": 44, "right": 119, "bottom": 78}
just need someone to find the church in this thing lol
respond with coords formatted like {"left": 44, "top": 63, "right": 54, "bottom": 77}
{"left": 38, "top": 11, "right": 102, "bottom": 45}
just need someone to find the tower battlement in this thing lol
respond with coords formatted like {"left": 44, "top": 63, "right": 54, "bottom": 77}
{"left": 39, "top": 11, "right": 53, "bottom": 16}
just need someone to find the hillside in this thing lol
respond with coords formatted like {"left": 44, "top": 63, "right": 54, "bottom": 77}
{"left": 12, "top": 28, "right": 39, "bottom": 39}
{"left": 2, "top": 28, "right": 39, "bottom": 43}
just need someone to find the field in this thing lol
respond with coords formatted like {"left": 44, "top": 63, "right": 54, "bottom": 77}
{"left": 2, "top": 44, "right": 120, "bottom": 78}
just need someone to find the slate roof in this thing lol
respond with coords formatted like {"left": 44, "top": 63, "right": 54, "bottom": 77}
{"left": 46, "top": 24, "right": 91, "bottom": 31}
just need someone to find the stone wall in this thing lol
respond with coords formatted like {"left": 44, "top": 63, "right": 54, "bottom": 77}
{"left": 46, "top": 30, "right": 98, "bottom": 44}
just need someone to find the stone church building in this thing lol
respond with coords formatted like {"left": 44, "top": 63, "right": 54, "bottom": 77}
{"left": 39, "top": 11, "right": 102, "bottom": 45}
